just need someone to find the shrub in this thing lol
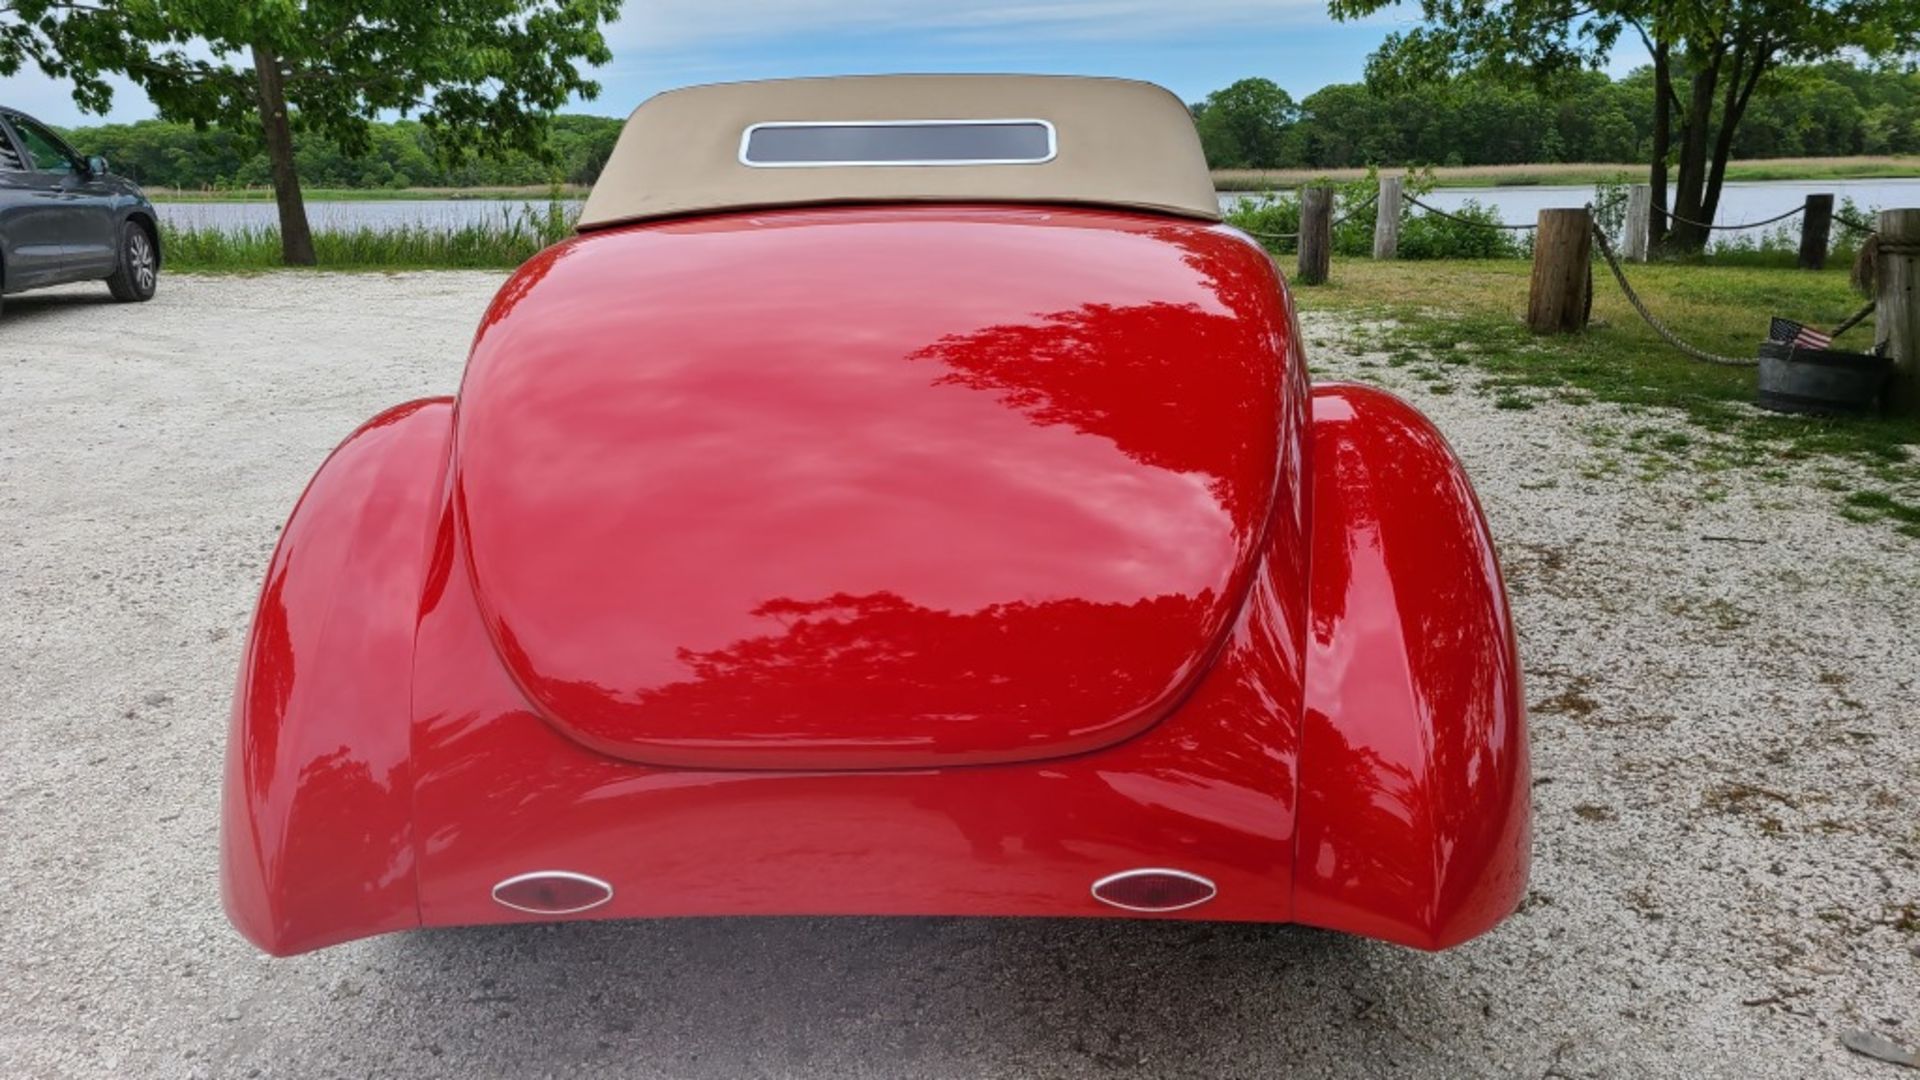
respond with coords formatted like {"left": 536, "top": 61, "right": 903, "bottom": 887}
{"left": 1398, "top": 199, "right": 1526, "bottom": 259}
{"left": 1228, "top": 172, "right": 1526, "bottom": 260}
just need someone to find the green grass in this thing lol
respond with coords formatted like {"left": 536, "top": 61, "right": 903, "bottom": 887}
{"left": 1296, "top": 259, "right": 1920, "bottom": 486}
{"left": 1843, "top": 490, "right": 1920, "bottom": 536}
{"left": 147, "top": 183, "right": 588, "bottom": 203}
{"left": 160, "top": 201, "right": 575, "bottom": 270}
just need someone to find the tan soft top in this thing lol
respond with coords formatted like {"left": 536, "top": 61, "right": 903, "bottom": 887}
{"left": 577, "top": 74, "right": 1220, "bottom": 229}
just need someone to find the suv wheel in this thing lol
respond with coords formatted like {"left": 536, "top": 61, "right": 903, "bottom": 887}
{"left": 106, "top": 222, "right": 158, "bottom": 302}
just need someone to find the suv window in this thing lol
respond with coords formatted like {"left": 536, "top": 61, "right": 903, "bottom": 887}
{"left": 5, "top": 114, "right": 76, "bottom": 173}
{"left": 0, "top": 122, "right": 23, "bottom": 171}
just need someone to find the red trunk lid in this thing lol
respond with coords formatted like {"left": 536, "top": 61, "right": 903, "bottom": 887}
{"left": 453, "top": 206, "right": 1292, "bottom": 768}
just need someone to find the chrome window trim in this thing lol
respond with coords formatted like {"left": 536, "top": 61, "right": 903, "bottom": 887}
{"left": 738, "top": 118, "right": 1058, "bottom": 168}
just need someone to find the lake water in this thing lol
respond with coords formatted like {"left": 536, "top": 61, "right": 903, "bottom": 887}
{"left": 153, "top": 177, "right": 1920, "bottom": 240}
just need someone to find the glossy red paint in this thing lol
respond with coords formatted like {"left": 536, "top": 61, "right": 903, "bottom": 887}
{"left": 455, "top": 206, "right": 1288, "bottom": 769}
{"left": 1294, "top": 384, "right": 1531, "bottom": 950}
{"left": 221, "top": 398, "right": 451, "bottom": 955}
{"left": 219, "top": 204, "right": 1528, "bottom": 958}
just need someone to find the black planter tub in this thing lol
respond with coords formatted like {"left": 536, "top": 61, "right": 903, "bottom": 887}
{"left": 1755, "top": 340, "right": 1893, "bottom": 417}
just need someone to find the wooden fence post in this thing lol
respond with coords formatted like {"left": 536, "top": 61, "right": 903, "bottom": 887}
{"left": 1373, "top": 176, "right": 1402, "bottom": 260}
{"left": 1798, "top": 194, "right": 1834, "bottom": 270}
{"left": 1298, "top": 185, "right": 1333, "bottom": 285}
{"left": 1527, "top": 208, "right": 1592, "bottom": 334}
{"left": 1878, "top": 208, "right": 1920, "bottom": 416}
{"left": 1625, "top": 184, "right": 1651, "bottom": 262}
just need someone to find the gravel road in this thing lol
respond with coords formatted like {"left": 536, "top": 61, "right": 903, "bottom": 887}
{"left": 2, "top": 273, "right": 1915, "bottom": 1079}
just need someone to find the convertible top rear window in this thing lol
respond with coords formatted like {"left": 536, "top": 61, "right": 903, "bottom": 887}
{"left": 578, "top": 76, "right": 1223, "bottom": 228}
{"left": 741, "top": 120, "right": 1056, "bottom": 167}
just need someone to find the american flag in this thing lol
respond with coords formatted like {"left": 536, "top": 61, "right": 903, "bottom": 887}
{"left": 1768, "top": 317, "right": 1832, "bottom": 351}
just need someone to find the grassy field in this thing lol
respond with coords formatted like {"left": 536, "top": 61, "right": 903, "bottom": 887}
{"left": 1213, "top": 155, "right": 1920, "bottom": 190}
{"left": 1295, "top": 259, "right": 1919, "bottom": 533}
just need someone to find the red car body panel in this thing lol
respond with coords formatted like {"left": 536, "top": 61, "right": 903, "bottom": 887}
{"left": 220, "top": 205, "right": 1528, "bottom": 957}
{"left": 455, "top": 207, "right": 1288, "bottom": 769}
{"left": 1294, "top": 387, "right": 1530, "bottom": 949}
{"left": 220, "top": 399, "right": 450, "bottom": 956}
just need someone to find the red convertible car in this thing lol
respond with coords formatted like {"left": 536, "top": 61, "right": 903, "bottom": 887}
{"left": 222, "top": 75, "right": 1528, "bottom": 956}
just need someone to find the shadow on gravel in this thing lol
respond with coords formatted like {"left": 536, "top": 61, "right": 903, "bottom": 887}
{"left": 1, "top": 288, "right": 122, "bottom": 325}
{"left": 368, "top": 915, "right": 1455, "bottom": 1074}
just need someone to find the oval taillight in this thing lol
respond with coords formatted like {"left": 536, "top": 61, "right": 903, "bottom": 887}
{"left": 491, "top": 871, "right": 614, "bottom": 915}
{"left": 1091, "top": 868, "right": 1217, "bottom": 912}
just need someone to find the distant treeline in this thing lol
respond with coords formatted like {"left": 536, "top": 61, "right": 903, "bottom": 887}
{"left": 60, "top": 114, "right": 622, "bottom": 190}
{"left": 54, "top": 60, "right": 1920, "bottom": 189}
{"left": 1191, "top": 61, "right": 1920, "bottom": 169}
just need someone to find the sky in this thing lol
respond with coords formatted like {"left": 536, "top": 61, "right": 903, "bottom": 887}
{"left": 0, "top": 0, "right": 1650, "bottom": 128}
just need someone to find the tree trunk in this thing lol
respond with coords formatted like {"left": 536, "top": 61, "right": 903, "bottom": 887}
{"left": 1666, "top": 46, "right": 1725, "bottom": 255}
{"left": 1649, "top": 42, "right": 1673, "bottom": 246}
{"left": 1702, "top": 44, "right": 1768, "bottom": 228}
{"left": 251, "top": 42, "right": 316, "bottom": 266}
{"left": 1699, "top": 47, "right": 1744, "bottom": 226}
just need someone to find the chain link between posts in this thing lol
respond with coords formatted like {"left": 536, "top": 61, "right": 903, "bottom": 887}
{"left": 1660, "top": 204, "right": 1806, "bottom": 232}
{"left": 1401, "top": 193, "right": 1540, "bottom": 230}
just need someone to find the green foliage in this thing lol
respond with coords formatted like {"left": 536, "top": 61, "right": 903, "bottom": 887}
{"left": 1191, "top": 78, "right": 1299, "bottom": 168}
{"left": 63, "top": 115, "right": 622, "bottom": 190}
{"left": 1591, "top": 172, "right": 1631, "bottom": 241}
{"left": 4, "top": 0, "right": 620, "bottom": 262}
{"left": 1223, "top": 194, "right": 1301, "bottom": 244}
{"left": 43, "top": 59, "right": 1920, "bottom": 193}
{"left": 1326, "top": 0, "right": 1918, "bottom": 91}
{"left": 1190, "top": 62, "right": 1920, "bottom": 171}
{"left": 5, "top": 0, "right": 621, "bottom": 162}
{"left": 1323, "top": 0, "right": 1920, "bottom": 252}
{"left": 1397, "top": 199, "right": 1525, "bottom": 258}
{"left": 1227, "top": 167, "right": 1523, "bottom": 260}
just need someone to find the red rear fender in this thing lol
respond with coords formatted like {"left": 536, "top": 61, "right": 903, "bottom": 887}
{"left": 220, "top": 399, "right": 453, "bottom": 956}
{"left": 1294, "top": 384, "right": 1530, "bottom": 950}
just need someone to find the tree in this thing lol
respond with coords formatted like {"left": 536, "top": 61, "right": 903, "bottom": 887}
{"left": 3, "top": 0, "right": 619, "bottom": 264}
{"left": 1326, "top": 0, "right": 1920, "bottom": 253}
{"left": 1294, "top": 82, "right": 1388, "bottom": 167}
{"left": 1193, "top": 77, "right": 1299, "bottom": 168}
